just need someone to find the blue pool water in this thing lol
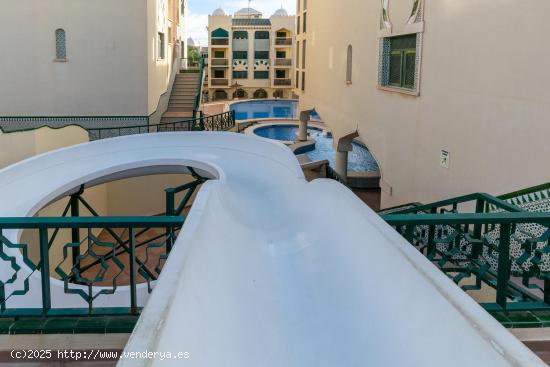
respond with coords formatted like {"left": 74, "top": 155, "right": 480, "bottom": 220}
{"left": 231, "top": 100, "right": 320, "bottom": 121}
{"left": 254, "top": 125, "right": 379, "bottom": 173}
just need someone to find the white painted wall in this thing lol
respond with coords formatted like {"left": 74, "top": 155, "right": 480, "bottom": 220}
{"left": 0, "top": 0, "right": 148, "bottom": 116}
{"left": 298, "top": 0, "right": 550, "bottom": 208}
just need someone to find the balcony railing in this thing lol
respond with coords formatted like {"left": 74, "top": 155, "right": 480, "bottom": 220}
{"left": 274, "top": 58, "right": 292, "bottom": 67}
{"left": 211, "top": 38, "right": 229, "bottom": 46}
{"left": 382, "top": 192, "right": 550, "bottom": 321}
{"left": 211, "top": 58, "right": 229, "bottom": 66}
{"left": 274, "top": 78, "right": 292, "bottom": 86}
{"left": 211, "top": 78, "right": 229, "bottom": 86}
{"left": 275, "top": 38, "right": 293, "bottom": 46}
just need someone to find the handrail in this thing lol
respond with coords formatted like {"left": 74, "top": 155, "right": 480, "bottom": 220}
{"left": 87, "top": 111, "right": 235, "bottom": 140}
{"left": 193, "top": 57, "right": 206, "bottom": 119}
{"left": 391, "top": 192, "right": 524, "bottom": 215}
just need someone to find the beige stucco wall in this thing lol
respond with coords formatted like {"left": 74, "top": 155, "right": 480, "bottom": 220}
{"left": 0, "top": 0, "right": 149, "bottom": 116}
{"left": 298, "top": 0, "right": 550, "bottom": 208}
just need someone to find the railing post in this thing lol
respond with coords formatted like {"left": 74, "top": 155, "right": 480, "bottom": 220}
{"left": 426, "top": 208, "right": 437, "bottom": 258}
{"left": 128, "top": 227, "right": 138, "bottom": 314}
{"left": 39, "top": 227, "right": 51, "bottom": 315}
{"left": 496, "top": 223, "right": 512, "bottom": 309}
{"left": 472, "top": 199, "right": 485, "bottom": 258}
{"left": 165, "top": 189, "right": 175, "bottom": 252}
{"left": 70, "top": 193, "right": 81, "bottom": 268}
{"left": 0, "top": 229, "right": 5, "bottom": 314}
{"left": 404, "top": 225, "right": 415, "bottom": 244}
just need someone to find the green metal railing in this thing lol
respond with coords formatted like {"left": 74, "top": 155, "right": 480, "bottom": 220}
{"left": 87, "top": 111, "right": 235, "bottom": 140}
{"left": 0, "top": 216, "right": 183, "bottom": 318}
{"left": 0, "top": 177, "right": 207, "bottom": 319}
{"left": 382, "top": 193, "right": 550, "bottom": 315}
{"left": 193, "top": 57, "right": 206, "bottom": 119}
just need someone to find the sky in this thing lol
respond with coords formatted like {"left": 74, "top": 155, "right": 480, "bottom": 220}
{"left": 187, "top": 0, "right": 295, "bottom": 46}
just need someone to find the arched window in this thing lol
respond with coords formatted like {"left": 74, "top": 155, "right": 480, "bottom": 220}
{"left": 211, "top": 28, "right": 229, "bottom": 38}
{"left": 55, "top": 29, "right": 66, "bottom": 60}
{"left": 253, "top": 89, "right": 268, "bottom": 99}
{"left": 213, "top": 90, "right": 228, "bottom": 101}
{"left": 346, "top": 45, "right": 353, "bottom": 84}
{"left": 233, "top": 89, "right": 248, "bottom": 99}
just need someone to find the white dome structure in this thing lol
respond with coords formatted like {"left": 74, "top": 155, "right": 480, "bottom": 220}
{"left": 235, "top": 7, "right": 262, "bottom": 18}
{"left": 212, "top": 8, "right": 226, "bottom": 16}
{"left": 273, "top": 8, "right": 289, "bottom": 16}
{"left": 187, "top": 37, "right": 196, "bottom": 47}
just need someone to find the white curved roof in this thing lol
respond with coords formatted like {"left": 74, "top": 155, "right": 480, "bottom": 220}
{"left": 212, "top": 7, "right": 226, "bottom": 16}
{"left": 186, "top": 37, "right": 195, "bottom": 47}
{"left": 273, "top": 8, "right": 289, "bottom": 16}
{"left": 235, "top": 7, "right": 262, "bottom": 16}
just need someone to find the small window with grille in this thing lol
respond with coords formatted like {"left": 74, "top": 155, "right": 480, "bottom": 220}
{"left": 380, "top": 33, "right": 419, "bottom": 92}
{"left": 55, "top": 29, "right": 66, "bottom": 60}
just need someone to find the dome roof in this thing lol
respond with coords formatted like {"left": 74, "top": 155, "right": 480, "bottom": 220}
{"left": 212, "top": 8, "right": 226, "bottom": 16}
{"left": 187, "top": 37, "right": 196, "bottom": 47}
{"left": 235, "top": 7, "right": 262, "bottom": 16}
{"left": 273, "top": 8, "right": 288, "bottom": 16}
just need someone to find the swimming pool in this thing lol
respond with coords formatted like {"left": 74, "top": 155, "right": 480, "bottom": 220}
{"left": 231, "top": 100, "right": 320, "bottom": 121}
{"left": 253, "top": 125, "right": 379, "bottom": 173}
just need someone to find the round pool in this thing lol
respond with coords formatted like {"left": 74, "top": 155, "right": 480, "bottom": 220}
{"left": 231, "top": 100, "right": 320, "bottom": 121}
{"left": 254, "top": 124, "right": 379, "bottom": 173}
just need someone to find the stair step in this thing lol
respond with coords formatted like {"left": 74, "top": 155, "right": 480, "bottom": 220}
{"left": 166, "top": 108, "right": 195, "bottom": 112}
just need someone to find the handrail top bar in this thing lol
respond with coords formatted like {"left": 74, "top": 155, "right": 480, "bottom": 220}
{"left": 382, "top": 211, "right": 550, "bottom": 225}
{"left": 0, "top": 216, "right": 185, "bottom": 229}
{"left": 88, "top": 111, "right": 232, "bottom": 132}
{"left": 394, "top": 192, "right": 523, "bottom": 214}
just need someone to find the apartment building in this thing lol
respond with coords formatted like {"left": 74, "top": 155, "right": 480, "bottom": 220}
{"left": 207, "top": 7, "right": 295, "bottom": 101}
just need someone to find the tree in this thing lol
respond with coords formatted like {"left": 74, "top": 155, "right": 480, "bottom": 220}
{"left": 187, "top": 46, "right": 200, "bottom": 60}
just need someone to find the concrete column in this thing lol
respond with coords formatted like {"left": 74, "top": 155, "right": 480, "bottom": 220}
{"left": 298, "top": 111, "right": 311, "bottom": 142}
{"left": 335, "top": 150, "right": 349, "bottom": 181}
{"left": 333, "top": 131, "right": 358, "bottom": 182}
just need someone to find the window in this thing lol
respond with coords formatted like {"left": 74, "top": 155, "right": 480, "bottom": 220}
{"left": 233, "top": 89, "right": 248, "bottom": 99}
{"left": 214, "top": 50, "right": 225, "bottom": 58}
{"left": 157, "top": 32, "right": 165, "bottom": 59}
{"left": 381, "top": 34, "right": 417, "bottom": 90}
{"left": 233, "top": 31, "right": 248, "bottom": 39}
{"left": 297, "top": 16, "right": 301, "bottom": 34}
{"left": 302, "top": 40, "right": 306, "bottom": 69}
{"left": 254, "top": 51, "right": 269, "bottom": 59}
{"left": 276, "top": 31, "right": 287, "bottom": 38}
{"left": 303, "top": 12, "right": 307, "bottom": 33}
{"left": 276, "top": 51, "right": 286, "bottom": 59}
{"left": 233, "top": 71, "right": 248, "bottom": 79}
{"left": 212, "top": 28, "right": 229, "bottom": 38}
{"left": 213, "top": 69, "right": 225, "bottom": 78}
{"left": 255, "top": 31, "right": 269, "bottom": 40}
{"left": 254, "top": 71, "right": 269, "bottom": 79}
{"left": 253, "top": 89, "right": 268, "bottom": 98}
{"left": 346, "top": 45, "right": 353, "bottom": 83}
{"left": 296, "top": 70, "right": 300, "bottom": 88}
{"left": 301, "top": 72, "right": 306, "bottom": 91}
{"left": 275, "top": 70, "right": 286, "bottom": 79}
{"left": 296, "top": 41, "right": 300, "bottom": 68}
{"left": 233, "top": 51, "right": 248, "bottom": 59}
{"left": 55, "top": 29, "right": 66, "bottom": 60}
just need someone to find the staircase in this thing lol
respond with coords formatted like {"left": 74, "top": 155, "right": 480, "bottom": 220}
{"left": 161, "top": 71, "right": 200, "bottom": 124}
